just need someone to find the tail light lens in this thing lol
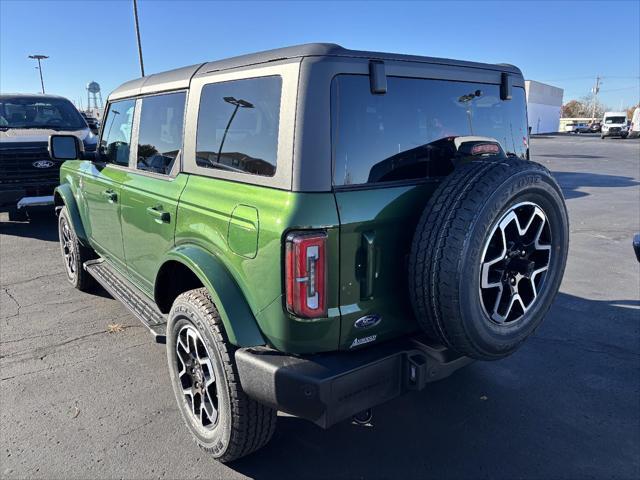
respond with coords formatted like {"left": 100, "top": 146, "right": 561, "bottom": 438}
{"left": 285, "top": 231, "right": 327, "bottom": 318}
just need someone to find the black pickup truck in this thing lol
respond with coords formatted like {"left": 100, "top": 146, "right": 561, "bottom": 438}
{"left": 0, "top": 94, "right": 97, "bottom": 220}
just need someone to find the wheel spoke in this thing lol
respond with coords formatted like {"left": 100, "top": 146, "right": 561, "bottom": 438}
{"left": 201, "top": 388, "right": 218, "bottom": 425}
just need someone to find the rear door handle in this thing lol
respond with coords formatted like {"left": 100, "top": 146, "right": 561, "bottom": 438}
{"left": 146, "top": 205, "right": 170, "bottom": 224}
{"left": 101, "top": 189, "right": 117, "bottom": 203}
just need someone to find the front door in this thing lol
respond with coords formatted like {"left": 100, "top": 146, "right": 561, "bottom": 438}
{"left": 83, "top": 98, "right": 136, "bottom": 270}
{"left": 120, "top": 92, "right": 188, "bottom": 294}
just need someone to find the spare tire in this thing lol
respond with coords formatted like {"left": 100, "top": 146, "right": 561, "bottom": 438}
{"left": 409, "top": 159, "right": 569, "bottom": 360}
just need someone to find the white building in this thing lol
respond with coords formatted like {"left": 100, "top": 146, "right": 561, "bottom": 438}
{"left": 525, "top": 80, "right": 564, "bottom": 134}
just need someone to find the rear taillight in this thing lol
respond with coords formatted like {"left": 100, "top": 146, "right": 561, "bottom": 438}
{"left": 285, "top": 231, "right": 327, "bottom": 318}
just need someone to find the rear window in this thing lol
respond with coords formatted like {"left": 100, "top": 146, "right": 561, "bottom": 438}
{"left": 136, "top": 92, "right": 186, "bottom": 175}
{"left": 331, "top": 75, "right": 528, "bottom": 186}
{"left": 196, "top": 76, "right": 282, "bottom": 177}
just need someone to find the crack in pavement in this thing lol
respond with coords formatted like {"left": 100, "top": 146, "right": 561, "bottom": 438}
{"left": 0, "top": 324, "right": 142, "bottom": 365}
{"left": 0, "top": 331, "right": 58, "bottom": 345}
{"left": 1, "top": 287, "right": 21, "bottom": 324}
{"left": 0, "top": 351, "right": 101, "bottom": 382}
{"left": 1, "top": 329, "right": 111, "bottom": 363}
{"left": 1, "top": 272, "right": 65, "bottom": 288}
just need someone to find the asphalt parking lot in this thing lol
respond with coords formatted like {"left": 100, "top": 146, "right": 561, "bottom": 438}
{"left": 1, "top": 134, "right": 639, "bottom": 480}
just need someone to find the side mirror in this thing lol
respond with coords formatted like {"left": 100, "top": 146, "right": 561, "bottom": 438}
{"left": 49, "top": 135, "right": 81, "bottom": 161}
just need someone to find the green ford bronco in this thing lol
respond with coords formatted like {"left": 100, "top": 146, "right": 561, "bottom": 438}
{"left": 49, "top": 44, "right": 568, "bottom": 461}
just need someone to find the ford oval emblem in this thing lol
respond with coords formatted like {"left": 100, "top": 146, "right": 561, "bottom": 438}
{"left": 33, "top": 160, "right": 54, "bottom": 169}
{"left": 354, "top": 314, "right": 382, "bottom": 329}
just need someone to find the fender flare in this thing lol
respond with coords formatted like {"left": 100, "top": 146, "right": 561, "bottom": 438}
{"left": 162, "top": 245, "right": 265, "bottom": 347}
{"left": 54, "top": 184, "right": 89, "bottom": 245}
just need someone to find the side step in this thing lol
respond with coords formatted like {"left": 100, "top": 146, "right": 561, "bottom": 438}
{"left": 84, "top": 259, "right": 167, "bottom": 344}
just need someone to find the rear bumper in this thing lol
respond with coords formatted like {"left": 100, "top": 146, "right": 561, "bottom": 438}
{"left": 235, "top": 335, "right": 472, "bottom": 428}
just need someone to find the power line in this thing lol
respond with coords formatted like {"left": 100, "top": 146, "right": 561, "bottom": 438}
{"left": 600, "top": 86, "right": 639, "bottom": 93}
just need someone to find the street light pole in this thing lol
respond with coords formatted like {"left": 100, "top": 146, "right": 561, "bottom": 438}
{"left": 132, "top": 0, "right": 145, "bottom": 77}
{"left": 28, "top": 54, "right": 48, "bottom": 94}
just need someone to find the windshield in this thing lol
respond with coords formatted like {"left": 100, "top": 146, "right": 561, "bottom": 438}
{"left": 604, "top": 116, "right": 625, "bottom": 124}
{"left": 0, "top": 96, "right": 87, "bottom": 130}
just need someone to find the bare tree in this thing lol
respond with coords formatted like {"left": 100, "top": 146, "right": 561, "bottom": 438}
{"left": 562, "top": 96, "right": 609, "bottom": 119}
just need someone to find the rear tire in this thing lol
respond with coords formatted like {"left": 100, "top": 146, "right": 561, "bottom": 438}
{"left": 408, "top": 160, "right": 569, "bottom": 360}
{"left": 58, "top": 206, "right": 96, "bottom": 292}
{"left": 166, "top": 288, "right": 276, "bottom": 462}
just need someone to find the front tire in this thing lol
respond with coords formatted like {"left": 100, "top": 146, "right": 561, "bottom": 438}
{"left": 58, "top": 207, "right": 96, "bottom": 291}
{"left": 166, "top": 288, "right": 276, "bottom": 462}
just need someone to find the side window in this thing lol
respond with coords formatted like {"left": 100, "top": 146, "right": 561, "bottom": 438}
{"left": 331, "top": 75, "right": 528, "bottom": 186}
{"left": 136, "top": 92, "right": 186, "bottom": 175}
{"left": 100, "top": 99, "right": 136, "bottom": 166}
{"left": 196, "top": 76, "right": 282, "bottom": 177}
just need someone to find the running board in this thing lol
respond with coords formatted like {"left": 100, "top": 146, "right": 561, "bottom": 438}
{"left": 84, "top": 259, "right": 167, "bottom": 343}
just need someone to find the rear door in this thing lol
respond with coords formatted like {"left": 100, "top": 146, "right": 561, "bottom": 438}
{"left": 331, "top": 74, "right": 529, "bottom": 350}
{"left": 120, "top": 91, "right": 188, "bottom": 294}
{"left": 82, "top": 98, "right": 136, "bottom": 270}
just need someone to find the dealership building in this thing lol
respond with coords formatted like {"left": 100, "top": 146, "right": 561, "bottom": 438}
{"left": 525, "top": 80, "right": 564, "bottom": 134}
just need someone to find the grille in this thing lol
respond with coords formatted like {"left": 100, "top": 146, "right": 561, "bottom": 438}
{"left": 0, "top": 142, "right": 62, "bottom": 185}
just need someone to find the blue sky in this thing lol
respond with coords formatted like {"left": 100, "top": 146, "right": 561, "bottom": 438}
{"left": 1, "top": 0, "right": 638, "bottom": 109}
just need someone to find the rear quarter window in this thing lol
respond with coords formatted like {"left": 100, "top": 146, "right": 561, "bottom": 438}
{"left": 331, "top": 75, "right": 528, "bottom": 187}
{"left": 195, "top": 76, "right": 282, "bottom": 177}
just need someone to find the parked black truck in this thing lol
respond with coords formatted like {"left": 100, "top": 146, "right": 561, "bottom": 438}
{"left": 0, "top": 94, "right": 97, "bottom": 220}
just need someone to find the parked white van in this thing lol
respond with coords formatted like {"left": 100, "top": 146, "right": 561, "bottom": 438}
{"left": 601, "top": 111, "right": 628, "bottom": 139}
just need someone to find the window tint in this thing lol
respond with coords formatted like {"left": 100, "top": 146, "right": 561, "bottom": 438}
{"left": 136, "top": 92, "right": 186, "bottom": 175}
{"left": 196, "top": 76, "right": 281, "bottom": 177}
{"left": 100, "top": 99, "right": 135, "bottom": 166}
{"left": 332, "top": 75, "right": 528, "bottom": 186}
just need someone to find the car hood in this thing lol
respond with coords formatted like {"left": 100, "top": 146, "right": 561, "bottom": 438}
{"left": 0, "top": 127, "right": 94, "bottom": 144}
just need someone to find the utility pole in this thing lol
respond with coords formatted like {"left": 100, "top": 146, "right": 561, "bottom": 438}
{"left": 590, "top": 75, "right": 601, "bottom": 121}
{"left": 28, "top": 54, "right": 48, "bottom": 94}
{"left": 132, "top": 0, "right": 145, "bottom": 77}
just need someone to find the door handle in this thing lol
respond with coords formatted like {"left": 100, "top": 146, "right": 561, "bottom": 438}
{"left": 101, "top": 189, "right": 117, "bottom": 203}
{"left": 146, "top": 205, "right": 170, "bottom": 224}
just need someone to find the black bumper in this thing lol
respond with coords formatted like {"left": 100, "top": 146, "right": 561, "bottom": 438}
{"left": 235, "top": 335, "right": 472, "bottom": 428}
